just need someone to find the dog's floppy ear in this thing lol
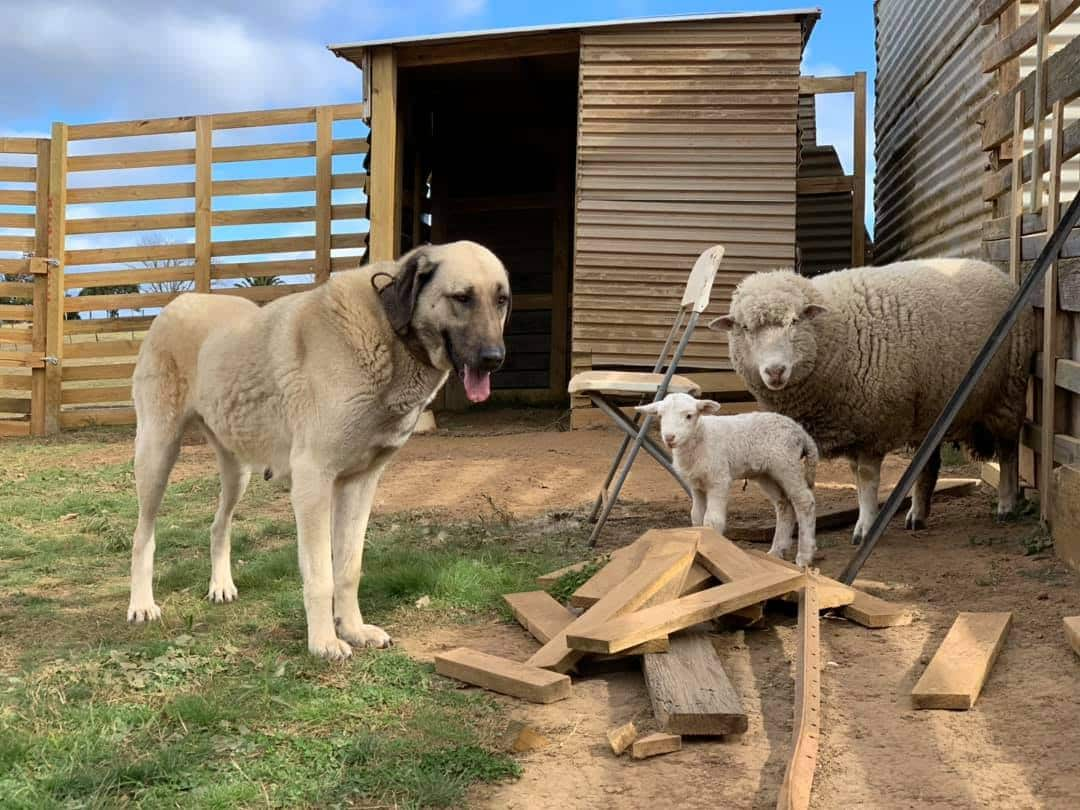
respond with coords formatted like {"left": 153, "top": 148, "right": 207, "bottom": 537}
{"left": 378, "top": 247, "right": 439, "bottom": 335}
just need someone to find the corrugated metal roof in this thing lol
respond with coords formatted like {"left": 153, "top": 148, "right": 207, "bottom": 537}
{"left": 328, "top": 8, "right": 821, "bottom": 58}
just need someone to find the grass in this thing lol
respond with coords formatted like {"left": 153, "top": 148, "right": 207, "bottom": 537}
{"left": 0, "top": 429, "right": 590, "bottom": 808}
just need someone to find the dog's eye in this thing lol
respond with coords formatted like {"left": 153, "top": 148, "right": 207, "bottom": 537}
{"left": 451, "top": 292, "right": 472, "bottom": 304}
{"left": 685, "top": 414, "right": 692, "bottom": 421}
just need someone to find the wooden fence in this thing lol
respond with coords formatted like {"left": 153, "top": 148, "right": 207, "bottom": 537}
{"left": 0, "top": 103, "right": 369, "bottom": 435}
{"left": 978, "top": 0, "right": 1080, "bottom": 524}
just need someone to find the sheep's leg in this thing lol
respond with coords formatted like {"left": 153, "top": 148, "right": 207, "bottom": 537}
{"left": 995, "top": 436, "right": 1021, "bottom": 519}
{"left": 905, "top": 444, "right": 941, "bottom": 530}
{"left": 691, "top": 487, "right": 708, "bottom": 527}
{"left": 703, "top": 475, "right": 732, "bottom": 536}
{"left": 850, "top": 453, "right": 883, "bottom": 546}
{"left": 757, "top": 476, "right": 795, "bottom": 560}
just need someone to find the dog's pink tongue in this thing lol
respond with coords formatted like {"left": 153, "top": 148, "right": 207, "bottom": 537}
{"left": 462, "top": 366, "right": 491, "bottom": 403}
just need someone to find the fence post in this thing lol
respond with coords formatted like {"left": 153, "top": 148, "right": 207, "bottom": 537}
{"left": 194, "top": 116, "right": 212, "bottom": 293}
{"left": 30, "top": 138, "right": 51, "bottom": 436}
{"left": 367, "top": 48, "right": 401, "bottom": 263}
{"left": 315, "top": 106, "right": 333, "bottom": 283}
{"left": 44, "top": 123, "right": 67, "bottom": 434}
{"left": 851, "top": 71, "right": 867, "bottom": 266}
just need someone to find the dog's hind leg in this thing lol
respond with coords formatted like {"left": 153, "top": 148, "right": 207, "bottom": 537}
{"left": 205, "top": 432, "right": 250, "bottom": 604}
{"left": 331, "top": 467, "right": 391, "bottom": 649}
{"left": 128, "top": 419, "right": 183, "bottom": 623}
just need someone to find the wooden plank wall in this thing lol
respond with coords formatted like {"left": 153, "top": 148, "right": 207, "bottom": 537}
{"left": 573, "top": 19, "right": 802, "bottom": 378}
{"left": 978, "top": 0, "right": 1080, "bottom": 519}
{"left": 31, "top": 103, "right": 368, "bottom": 430}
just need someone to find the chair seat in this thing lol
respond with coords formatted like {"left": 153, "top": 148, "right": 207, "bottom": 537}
{"left": 567, "top": 370, "right": 702, "bottom": 397}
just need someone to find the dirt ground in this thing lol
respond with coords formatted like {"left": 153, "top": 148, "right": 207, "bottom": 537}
{"left": 68, "top": 415, "right": 1080, "bottom": 809}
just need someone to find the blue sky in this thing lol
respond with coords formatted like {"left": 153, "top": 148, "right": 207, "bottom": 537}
{"left": 1, "top": 1, "right": 876, "bottom": 300}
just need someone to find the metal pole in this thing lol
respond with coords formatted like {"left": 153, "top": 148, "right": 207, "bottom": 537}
{"left": 839, "top": 188, "right": 1080, "bottom": 585}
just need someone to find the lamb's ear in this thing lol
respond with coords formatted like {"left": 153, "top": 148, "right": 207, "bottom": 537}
{"left": 635, "top": 402, "right": 663, "bottom": 415}
{"left": 378, "top": 247, "right": 440, "bottom": 335}
{"left": 708, "top": 314, "right": 736, "bottom": 331}
{"left": 801, "top": 304, "right": 828, "bottom": 320}
{"left": 697, "top": 400, "right": 723, "bottom": 416}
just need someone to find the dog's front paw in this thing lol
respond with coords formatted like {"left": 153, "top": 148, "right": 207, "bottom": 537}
{"left": 207, "top": 578, "right": 238, "bottom": 604}
{"left": 309, "top": 636, "right": 353, "bottom": 660}
{"left": 127, "top": 598, "right": 161, "bottom": 623}
{"left": 338, "top": 622, "right": 393, "bottom": 649}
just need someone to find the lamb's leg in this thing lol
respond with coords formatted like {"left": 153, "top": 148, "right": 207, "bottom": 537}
{"left": 906, "top": 444, "right": 941, "bottom": 530}
{"left": 703, "top": 475, "right": 732, "bottom": 536}
{"left": 757, "top": 476, "right": 795, "bottom": 560}
{"left": 691, "top": 487, "right": 707, "bottom": 527}
{"left": 996, "top": 435, "right": 1021, "bottom": 519}
{"left": 851, "top": 453, "right": 883, "bottom": 546}
{"left": 782, "top": 474, "right": 817, "bottom": 568}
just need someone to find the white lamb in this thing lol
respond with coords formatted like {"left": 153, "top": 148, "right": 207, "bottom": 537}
{"left": 636, "top": 393, "right": 819, "bottom": 567}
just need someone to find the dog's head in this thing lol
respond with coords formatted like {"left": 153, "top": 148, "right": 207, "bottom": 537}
{"left": 378, "top": 241, "right": 511, "bottom": 403}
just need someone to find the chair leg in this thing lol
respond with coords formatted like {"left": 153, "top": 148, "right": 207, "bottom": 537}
{"left": 588, "top": 429, "right": 634, "bottom": 523}
{"left": 588, "top": 420, "right": 653, "bottom": 546}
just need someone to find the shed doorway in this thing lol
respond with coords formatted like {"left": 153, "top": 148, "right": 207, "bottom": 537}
{"left": 398, "top": 53, "right": 578, "bottom": 409}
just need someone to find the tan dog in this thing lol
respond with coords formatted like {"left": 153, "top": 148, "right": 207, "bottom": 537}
{"left": 127, "top": 241, "right": 510, "bottom": 658}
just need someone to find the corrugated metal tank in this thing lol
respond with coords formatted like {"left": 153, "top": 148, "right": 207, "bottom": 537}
{"left": 572, "top": 17, "right": 803, "bottom": 372}
{"left": 874, "top": 0, "right": 997, "bottom": 262}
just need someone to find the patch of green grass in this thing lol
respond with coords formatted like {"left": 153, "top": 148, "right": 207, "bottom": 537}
{"left": 940, "top": 443, "right": 969, "bottom": 468}
{"left": 0, "top": 428, "right": 585, "bottom": 808}
{"left": 1021, "top": 526, "right": 1054, "bottom": 556}
{"left": 545, "top": 559, "right": 603, "bottom": 604}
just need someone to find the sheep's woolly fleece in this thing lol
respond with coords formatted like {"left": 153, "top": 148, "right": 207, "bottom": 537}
{"left": 727, "top": 270, "right": 826, "bottom": 329}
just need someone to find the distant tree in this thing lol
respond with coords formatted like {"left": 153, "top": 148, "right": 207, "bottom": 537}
{"left": 129, "top": 234, "right": 195, "bottom": 295}
{"left": 76, "top": 284, "right": 140, "bottom": 319}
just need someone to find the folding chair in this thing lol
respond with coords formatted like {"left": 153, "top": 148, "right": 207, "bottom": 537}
{"left": 568, "top": 245, "right": 725, "bottom": 546}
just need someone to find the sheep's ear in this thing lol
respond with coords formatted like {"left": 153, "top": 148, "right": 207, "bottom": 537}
{"left": 801, "top": 304, "right": 828, "bottom": 320}
{"left": 708, "top": 314, "right": 735, "bottom": 331}
{"left": 697, "top": 400, "right": 723, "bottom": 416}
{"left": 635, "top": 402, "right": 663, "bottom": 415}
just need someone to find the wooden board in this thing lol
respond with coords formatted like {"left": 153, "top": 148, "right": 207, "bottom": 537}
{"left": 536, "top": 559, "right": 595, "bottom": 587}
{"left": 504, "top": 591, "right": 576, "bottom": 645}
{"left": 1051, "top": 464, "right": 1080, "bottom": 575}
{"left": 746, "top": 550, "right": 856, "bottom": 610}
{"left": 694, "top": 527, "right": 770, "bottom": 581}
{"left": 725, "top": 478, "right": 980, "bottom": 542}
{"left": 631, "top": 732, "right": 682, "bottom": 760}
{"left": 841, "top": 589, "right": 913, "bottom": 629}
{"left": 776, "top": 584, "right": 821, "bottom": 810}
{"left": 607, "top": 721, "right": 637, "bottom": 756}
{"left": 566, "top": 569, "right": 804, "bottom": 655}
{"left": 1064, "top": 617, "right": 1080, "bottom": 658}
{"left": 527, "top": 539, "right": 697, "bottom": 673}
{"left": 571, "top": 529, "right": 694, "bottom": 607}
{"left": 643, "top": 631, "right": 747, "bottom": 736}
{"left": 911, "top": 613, "right": 1013, "bottom": 710}
{"left": 434, "top": 647, "right": 571, "bottom": 704}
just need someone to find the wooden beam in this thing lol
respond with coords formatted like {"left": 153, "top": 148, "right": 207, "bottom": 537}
{"left": 978, "top": 0, "right": 1018, "bottom": 25}
{"left": 607, "top": 722, "right": 637, "bottom": 756}
{"left": 1065, "top": 616, "right": 1080, "bottom": 657}
{"left": 1030, "top": 0, "right": 1050, "bottom": 215}
{"left": 565, "top": 569, "right": 804, "bottom": 655}
{"left": 1010, "top": 90, "right": 1025, "bottom": 285}
{"left": 798, "top": 75, "right": 855, "bottom": 95}
{"left": 694, "top": 527, "right": 770, "bottom": 581}
{"left": 394, "top": 32, "right": 579, "bottom": 68}
{"left": 746, "top": 549, "right": 856, "bottom": 610}
{"left": 434, "top": 647, "right": 571, "bottom": 704}
{"left": 776, "top": 584, "right": 821, "bottom": 810}
{"left": 30, "top": 138, "right": 49, "bottom": 437}
{"left": 367, "top": 47, "right": 400, "bottom": 263}
{"left": 194, "top": 116, "right": 212, "bottom": 293}
{"left": 45, "top": 123, "right": 66, "bottom": 434}
{"left": 1051, "top": 464, "right": 1080, "bottom": 574}
{"left": 643, "top": 631, "right": 747, "bottom": 736}
{"left": 314, "top": 106, "right": 333, "bottom": 284}
{"left": 527, "top": 539, "right": 696, "bottom": 673}
{"left": 852, "top": 71, "right": 867, "bottom": 266}
{"left": 1041, "top": 100, "right": 1064, "bottom": 519}
{"left": 797, "top": 176, "right": 853, "bottom": 194}
{"left": 630, "top": 732, "right": 681, "bottom": 760}
{"left": 504, "top": 591, "right": 575, "bottom": 645}
{"left": 535, "top": 559, "right": 595, "bottom": 587}
{"left": 570, "top": 532, "right": 654, "bottom": 607}
{"left": 841, "top": 589, "right": 913, "bottom": 628}
{"left": 982, "top": 0, "right": 1080, "bottom": 72}
{"left": 911, "top": 613, "right": 1012, "bottom": 710}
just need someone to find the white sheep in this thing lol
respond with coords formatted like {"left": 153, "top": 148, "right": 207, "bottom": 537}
{"left": 709, "top": 259, "right": 1034, "bottom": 544}
{"left": 636, "top": 392, "right": 819, "bottom": 567}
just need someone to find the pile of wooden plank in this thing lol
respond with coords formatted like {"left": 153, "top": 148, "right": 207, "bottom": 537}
{"left": 434, "top": 526, "right": 914, "bottom": 808}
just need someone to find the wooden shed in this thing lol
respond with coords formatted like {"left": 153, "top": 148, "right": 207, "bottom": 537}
{"left": 330, "top": 9, "right": 871, "bottom": 423}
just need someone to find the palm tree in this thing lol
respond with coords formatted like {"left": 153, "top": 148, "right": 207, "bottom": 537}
{"left": 237, "top": 275, "right": 282, "bottom": 288}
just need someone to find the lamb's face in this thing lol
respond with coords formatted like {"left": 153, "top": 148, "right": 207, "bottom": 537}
{"left": 711, "top": 304, "right": 827, "bottom": 392}
{"left": 635, "top": 393, "right": 721, "bottom": 450}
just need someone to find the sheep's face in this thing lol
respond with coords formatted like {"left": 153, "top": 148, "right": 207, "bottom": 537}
{"left": 710, "top": 304, "right": 827, "bottom": 392}
{"left": 635, "top": 393, "right": 722, "bottom": 450}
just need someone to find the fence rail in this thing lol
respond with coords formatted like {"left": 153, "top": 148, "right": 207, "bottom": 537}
{"left": 0, "top": 102, "right": 370, "bottom": 436}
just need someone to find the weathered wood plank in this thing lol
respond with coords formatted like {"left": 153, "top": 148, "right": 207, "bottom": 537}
{"left": 911, "top": 613, "right": 1012, "bottom": 710}
{"left": 434, "top": 647, "right": 571, "bottom": 704}
{"left": 841, "top": 589, "right": 913, "bottom": 628}
{"left": 747, "top": 549, "right": 856, "bottom": 609}
{"left": 503, "top": 591, "right": 575, "bottom": 645}
{"left": 643, "top": 631, "right": 746, "bottom": 736}
{"left": 777, "top": 583, "right": 821, "bottom": 810}
{"left": 1064, "top": 616, "right": 1080, "bottom": 658}
{"left": 566, "top": 569, "right": 804, "bottom": 655}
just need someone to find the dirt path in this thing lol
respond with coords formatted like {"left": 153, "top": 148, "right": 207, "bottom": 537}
{"left": 68, "top": 422, "right": 1080, "bottom": 808}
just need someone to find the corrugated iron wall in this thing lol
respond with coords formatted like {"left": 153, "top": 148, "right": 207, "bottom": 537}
{"left": 874, "top": 0, "right": 997, "bottom": 262}
{"left": 572, "top": 18, "right": 802, "bottom": 372}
